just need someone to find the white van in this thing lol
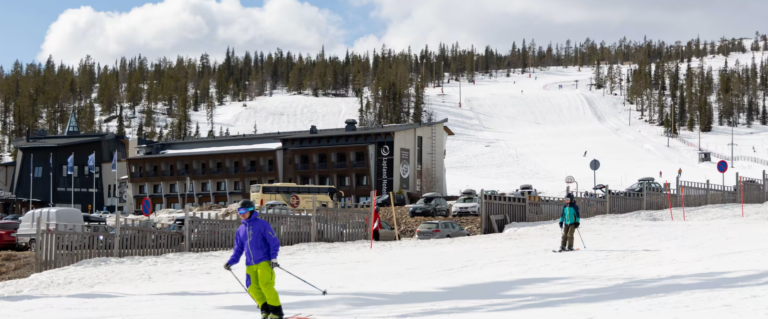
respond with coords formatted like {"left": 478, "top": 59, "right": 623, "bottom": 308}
{"left": 16, "top": 207, "right": 85, "bottom": 251}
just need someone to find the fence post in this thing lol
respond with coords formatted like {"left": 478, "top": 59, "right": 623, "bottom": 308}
{"left": 114, "top": 211, "right": 121, "bottom": 258}
{"left": 311, "top": 195, "right": 317, "bottom": 242}
{"left": 736, "top": 172, "right": 740, "bottom": 204}
{"left": 642, "top": 184, "right": 647, "bottom": 210}
{"left": 675, "top": 176, "right": 680, "bottom": 208}
{"left": 479, "top": 189, "right": 485, "bottom": 235}
{"left": 605, "top": 185, "right": 611, "bottom": 214}
{"left": 35, "top": 215, "right": 41, "bottom": 273}
{"left": 705, "top": 180, "right": 710, "bottom": 205}
{"left": 763, "top": 170, "right": 767, "bottom": 203}
{"left": 184, "top": 205, "right": 190, "bottom": 253}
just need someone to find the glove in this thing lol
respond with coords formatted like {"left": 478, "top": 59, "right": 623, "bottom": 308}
{"left": 224, "top": 263, "right": 232, "bottom": 271}
{"left": 558, "top": 222, "right": 563, "bottom": 229}
{"left": 574, "top": 222, "right": 580, "bottom": 229}
{"left": 270, "top": 259, "right": 280, "bottom": 269}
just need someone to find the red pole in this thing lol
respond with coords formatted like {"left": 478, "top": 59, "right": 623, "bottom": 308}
{"left": 740, "top": 177, "right": 744, "bottom": 217}
{"left": 681, "top": 186, "right": 685, "bottom": 221}
{"left": 370, "top": 190, "right": 377, "bottom": 249}
{"left": 666, "top": 181, "right": 673, "bottom": 220}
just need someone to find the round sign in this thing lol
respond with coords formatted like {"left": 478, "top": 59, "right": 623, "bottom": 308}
{"left": 288, "top": 194, "right": 301, "bottom": 208}
{"left": 589, "top": 159, "right": 601, "bottom": 171}
{"left": 565, "top": 176, "right": 575, "bottom": 184}
{"left": 141, "top": 197, "right": 152, "bottom": 217}
{"left": 400, "top": 161, "right": 411, "bottom": 178}
{"left": 380, "top": 145, "right": 391, "bottom": 156}
{"left": 717, "top": 160, "right": 728, "bottom": 173}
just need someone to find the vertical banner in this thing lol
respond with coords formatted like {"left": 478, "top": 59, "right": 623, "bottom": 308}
{"left": 399, "top": 148, "right": 411, "bottom": 191}
{"left": 375, "top": 141, "right": 394, "bottom": 196}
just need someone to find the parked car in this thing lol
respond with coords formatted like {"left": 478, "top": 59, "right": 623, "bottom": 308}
{"left": 261, "top": 201, "right": 291, "bottom": 214}
{"left": 94, "top": 211, "right": 115, "bottom": 218}
{"left": 513, "top": 184, "right": 539, "bottom": 197}
{"left": 409, "top": 193, "right": 450, "bottom": 217}
{"left": 415, "top": 221, "right": 470, "bottom": 240}
{"left": 3, "top": 214, "right": 21, "bottom": 221}
{"left": 374, "top": 220, "right": 399, "bottom": 241}
{"left": 452, "top": 195, "right": 480, "bottom": 216}
{"left": 625, "top": 177, "right": 664, "bottom": 193}
{"left": 0, "top": 221, "right": 20, "bottom": 250}
{"left": 375, "top": 194, "right": 407, "bottom": 207}
{"left": 82, "top": 214, "right": 108, "bottom": 225}
{"left": 483, "top": 190, "right": 499, "bottom": 196}
{"left": 461, "top": 189, "right": 477, "bottom": 196}
{"left": 16, "top": 207, "right": 85, "bottom": 251}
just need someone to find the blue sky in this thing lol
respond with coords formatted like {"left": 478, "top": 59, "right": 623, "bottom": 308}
{"left": 1, "top": 0, "right": 766, "bottom": 69}
{"left": 0, "top": 0, "right": 383, "bottom": 69}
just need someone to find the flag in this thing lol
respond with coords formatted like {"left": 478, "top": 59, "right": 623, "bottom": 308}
{"left": 372, "top": 208, "right": 381, "bottom": 231}
{"left": 88, "top": 153, "right": 95, "bottom": 173}
{"left": 49, "top": 153, "right": 52, "bottom": 175}
{"left": 67, "top": 154, "right": 74, "bottom": 175}
{"left": 111, "top": 151, "right": 117, "bottom": 172}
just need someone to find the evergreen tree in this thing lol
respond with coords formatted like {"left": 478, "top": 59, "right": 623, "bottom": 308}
{"left": 219, "top": 126, "right": 224, "bottom": 136}
{"left": 225, "top": 127, "right": 230, "bottom": 136}
{"left": 194, "top": 122, "right": 201, "bottom": 138}
{"left": 137, "top": 122, "right": 144, "bottom": 138}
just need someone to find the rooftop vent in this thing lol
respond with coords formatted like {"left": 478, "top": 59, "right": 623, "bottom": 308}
{"left": 310, "top": 125, "right": 318, "bottom": 134}
{"left": 344, "top": 119, "right": 358, "bottom": 132}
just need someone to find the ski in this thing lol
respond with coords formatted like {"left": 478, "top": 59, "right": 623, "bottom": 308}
{"left": 552, "top": 248, "right": 580, "bottom": 253}
{"left": 286, "top": 315, "right": 313, "bottom": 319}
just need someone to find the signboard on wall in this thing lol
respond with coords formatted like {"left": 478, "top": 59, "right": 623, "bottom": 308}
{"left": 400, "top": 148, "right": 410, "bottom": 190}
{"left": 376, "top": 141, "right": 394, "bottom": 195}
{"left": 118, "top": 182, "right": 128, "bottom": 203}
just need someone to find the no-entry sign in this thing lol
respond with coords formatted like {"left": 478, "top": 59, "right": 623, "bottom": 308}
{"left": 717, "top": 160, "right": 728, "bottom": 173}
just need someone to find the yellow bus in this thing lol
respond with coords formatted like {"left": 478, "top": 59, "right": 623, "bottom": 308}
{"left": 250, "top": 183, "right": 341, "bottom": 210}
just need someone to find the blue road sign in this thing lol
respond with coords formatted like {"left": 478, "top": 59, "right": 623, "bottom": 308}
{"left": 142, "top": 197, "right": 152, "bottom": 217}
{"left": 717, "top": 160, "right": 728, "bottom": 173}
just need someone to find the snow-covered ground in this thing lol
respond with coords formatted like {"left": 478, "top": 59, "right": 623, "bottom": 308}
{"left": 430, "top": 52, "right": 768, "bottom": 196}
{"left": 2, "top": 203, "right": 767, "bottom": 318}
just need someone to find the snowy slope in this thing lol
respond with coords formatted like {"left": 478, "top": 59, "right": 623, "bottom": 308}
{"left": 1, "top": 204, "right": 767, "bottom": 318}
{"left": 429, "top": 56, "right": 768, "bottom": 196}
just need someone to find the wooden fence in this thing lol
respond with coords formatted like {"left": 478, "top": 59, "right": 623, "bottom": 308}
{"left": 480, "top": 171, "right": 768, "bottom": 234}
{"left": 35, "top": 202, "right": 373, "bottom": 273}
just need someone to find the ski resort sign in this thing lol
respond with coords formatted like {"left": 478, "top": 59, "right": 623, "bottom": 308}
{"left": 376, "top": 141, "right": 394, "bottom": 195}
{"left": 400, "top": 148, "right": 411, "bottom": 190}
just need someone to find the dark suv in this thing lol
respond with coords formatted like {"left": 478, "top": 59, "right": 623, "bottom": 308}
{"left": 409, "top": 193, "right": 450, "bottom": 217}
{"left": 625, "top": 177, "right": 664, "bottom": 193}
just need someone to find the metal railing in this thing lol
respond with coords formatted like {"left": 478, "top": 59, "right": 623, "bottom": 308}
{"left": 261, "top": 165, "right": 274, "bottom": 172}
{"left": 333, "top": 162, "right": 347, "bottom": 169}
{"left": 351, "top": 161, "right": 365, "bottom": 168}
{"left": 315, "top": 162, "right": 329, "bottom": 170}
{"left": 296, "top": 164, "right": 310, "bottom": 171}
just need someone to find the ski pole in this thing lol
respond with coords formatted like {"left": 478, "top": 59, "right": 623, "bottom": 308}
{"left": 277, "top": 266, "right": 328, "bottom": 295}
{"left": 229, "top": 269, "right": 259, "bottom": 305}
{"left": 576, "top": 228, "right": 586, "bottom": 249}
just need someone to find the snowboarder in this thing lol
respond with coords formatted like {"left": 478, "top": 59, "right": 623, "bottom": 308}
{"left": 678, "top": 168, "right": 682, "bottom": 178}
{"left": 224, "top": 200, "right": 284, "bottom": 319}
{"left": 583, "top": 151, "right": 587, "bottom": 157}
{"left": 559, "top": 193, "right": 581, "bottom": 251}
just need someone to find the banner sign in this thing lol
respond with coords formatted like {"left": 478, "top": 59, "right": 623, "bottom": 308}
{"left": 400, "top": 148, "right": 410, "bottom": 190}
{"left": 376, "top": 141, "right": 394, "bottom": 195}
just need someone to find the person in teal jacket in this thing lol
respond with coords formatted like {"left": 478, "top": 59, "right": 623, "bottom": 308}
{"left": 559, "top": 193, "right": 581, "bottom": 251}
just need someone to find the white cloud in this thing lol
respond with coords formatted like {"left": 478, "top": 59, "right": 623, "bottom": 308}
{"left": 351, "top": 0, "right": 768, "bottom": 53}
{"left": 37, "top": 0, "right": 346, "bottom": 65}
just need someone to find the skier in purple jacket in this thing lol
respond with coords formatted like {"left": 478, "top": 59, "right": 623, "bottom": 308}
{"left": 225, "top": 200, "right": 283, "bottom": 319}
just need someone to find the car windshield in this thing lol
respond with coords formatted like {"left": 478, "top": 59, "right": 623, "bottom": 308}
{"left": 416, "top": 198, "right": 436, "bottom": 205}
{"left": 418, "top": 223, "right": 438, "bottom": 230}
{"left": 0, "top": 223, "right": 18, "bottom": 230}
{"left": 456, "top": 197, "right": 477, "bottom": 203}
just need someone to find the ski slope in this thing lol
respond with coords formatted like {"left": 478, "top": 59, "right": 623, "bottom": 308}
{"left": 2, "top": 204, "right": 767, "bottom": 318}
{"left": 430, "top": 54, "right": 768, "bottom": 196}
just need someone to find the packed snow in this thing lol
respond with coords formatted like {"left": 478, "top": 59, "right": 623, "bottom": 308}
{"left": 2, "top": 203, "right": 767, "bottom": 318}
{"left": 160, "top": 142, "right": 283, "bottom": 154}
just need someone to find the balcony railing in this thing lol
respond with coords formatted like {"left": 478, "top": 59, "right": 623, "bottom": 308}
{"left": 244, "top": 166, "right": 257, "bottom": 173}
{"left": 177, "top": 169, "right": 189, "bottom": 177}
{"left": 146, "top": 171, "right": 159, "bottom": 178}
{"left": 333, "top": 162, "right": 347, "bottom": 169}
{"left": 261, "top": 165, "right": 274, "bottom": 172}
{"left": 162, "top": 170, "right": 174, "bottom": 177}
{"left": 209, "top": 168, "right": 223, "bottom": 175}
{"left": 227, "top": 167, "right": 240, "bottom": 174}
{"left": 315, "top": 162, "right": 329, "bottom": 170}
{"left": 295, "top": 164, "right": 309, "bottom": 171}
{"left": 130, "top": 172, "right": 143, "bottom": 178}
{"left": 351, "top": 161, "right": 366, "bottom": 168}
{"left": 193, "top": 168, "right": 206, "bottom": 175}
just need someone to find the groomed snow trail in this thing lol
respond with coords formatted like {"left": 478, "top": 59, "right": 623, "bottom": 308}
{"left": 2, "top": 204, "right": 767, "bottom": 318}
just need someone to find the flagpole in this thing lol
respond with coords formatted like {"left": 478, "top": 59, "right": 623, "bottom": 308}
{"left": 92, "top": 152, "right": 96, "bottom": 215}
{"left": 114, "top": 151, "right": 118, "bottom": 213}
{"left": 29, "top": 154, "right": 33, "bottom": 212}
{"left": 50, "top": 153, "right": 53, "bottom": 206}
{"left": 71, "top": 152, "right": 74, "bottom": 208}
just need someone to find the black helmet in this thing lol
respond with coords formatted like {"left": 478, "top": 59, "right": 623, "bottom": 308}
{"left": 239, "top": 200, "right": 256, "bottom": 209}
{"left": 566, "top": 193, "right": 575, "bottom": 201}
